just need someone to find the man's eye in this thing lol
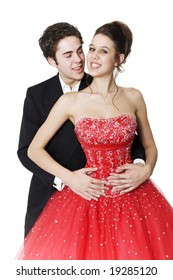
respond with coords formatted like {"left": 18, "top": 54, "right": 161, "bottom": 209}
{"left": 64, "top": 54, "right": 71, "bottom": 58}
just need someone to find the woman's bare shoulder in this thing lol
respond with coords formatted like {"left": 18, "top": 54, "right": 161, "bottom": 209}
{"left": 120, "top": 86, "right": 143, "bottom": 101}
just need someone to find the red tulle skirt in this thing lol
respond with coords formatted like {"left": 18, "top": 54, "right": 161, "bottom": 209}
{"left": 16, "top": 179, "right": 173, "bottom": 260}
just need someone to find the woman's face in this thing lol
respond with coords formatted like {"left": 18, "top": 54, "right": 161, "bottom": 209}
{"left": 87, "top": 34, "right": 117, "bottom": 77}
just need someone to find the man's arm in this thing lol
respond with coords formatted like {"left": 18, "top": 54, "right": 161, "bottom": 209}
{"left": 17, "top": 89, "right": 55, "bottom": 188}
{"left": 131, "top": 133, "right": 146, "bottom": 161}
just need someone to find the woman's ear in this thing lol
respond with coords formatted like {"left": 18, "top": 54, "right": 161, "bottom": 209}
{"left": 47, "top": 57, "right": 57, "bottom": 67}
{"left": 114, "top": 53, "right": 125, "bottom": 66}
{"left": 119, "top": 53, "right": 125, "bottom": 64}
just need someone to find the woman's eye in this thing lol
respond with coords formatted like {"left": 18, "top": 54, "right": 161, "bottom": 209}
{"left": 101, "top": 49, "right": 108, "bottom": 54}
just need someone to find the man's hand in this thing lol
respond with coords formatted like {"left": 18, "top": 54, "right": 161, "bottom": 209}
{"left": 65, "top": 167, "right": 108, "bottom": 201}
{"left": 107, "top": 163, "right": 152, "bottom": 195}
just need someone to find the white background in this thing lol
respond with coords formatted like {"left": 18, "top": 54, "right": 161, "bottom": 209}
{"left": 0, "top": 0, "right": 173, "bottom": 274}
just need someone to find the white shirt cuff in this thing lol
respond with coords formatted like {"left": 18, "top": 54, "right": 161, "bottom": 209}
{"left": 133, "top": 158, "right": 145, "bottom": 165}
{"left": 53, "top": 176, "right": 65, "bottom": 191}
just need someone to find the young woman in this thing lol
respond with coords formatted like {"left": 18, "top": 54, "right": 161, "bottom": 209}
{"left": 16, "top": 20, "right": 173, "bottom": 260}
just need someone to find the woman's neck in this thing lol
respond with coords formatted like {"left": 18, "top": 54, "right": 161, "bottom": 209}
{"left": 89, "top": 79, "right": 118, "bottom": 96}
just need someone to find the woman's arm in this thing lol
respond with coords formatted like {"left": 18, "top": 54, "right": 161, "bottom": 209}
{"left": 109, "top": 89, "right": 157, "bottom": 194}
{"left": 135, "top": 90, "right": 158, "bottom": 174}
{"left": 28, "top": 94, "right": 70, "bottom": 180}
{"left": 28, "top": 93, "right": 107, "bottom": 200}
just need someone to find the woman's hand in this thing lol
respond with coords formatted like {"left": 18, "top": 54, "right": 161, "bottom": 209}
{"left": 107, "top": 163, "right": 152, "bottom": 195}
{"left": 65, "top": 167, "right": 108, "bottom": 200}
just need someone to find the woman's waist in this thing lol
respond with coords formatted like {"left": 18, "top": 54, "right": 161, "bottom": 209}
{"left": 85, "top": 158, "right": 132, "bottom": 175}
{"left": 84, "top": 146, "right": 132, "bottom": 169}
{"left": 85, "top": 159, "right": 131, "bottom": 197}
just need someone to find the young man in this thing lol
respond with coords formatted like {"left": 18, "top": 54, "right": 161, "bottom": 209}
{"left": 17, "top": 22, "right": 146, "bottom": 237}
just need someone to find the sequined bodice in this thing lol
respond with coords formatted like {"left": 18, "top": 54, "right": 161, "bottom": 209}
{"left": 75, "top": 114, "right": 137, "bottom": 191}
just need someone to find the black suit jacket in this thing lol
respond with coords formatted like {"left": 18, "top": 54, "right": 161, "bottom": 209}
{"left": 17, "top": 72, "right": 145, "bottom": 237}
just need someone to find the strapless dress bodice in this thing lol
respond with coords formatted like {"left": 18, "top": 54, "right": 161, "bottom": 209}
{"left": 75, "top": 114, "right": 137, "bottom": 196}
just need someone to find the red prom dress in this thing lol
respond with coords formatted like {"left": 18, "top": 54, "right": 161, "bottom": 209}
{"left": 16, "top": 114, "right": 173, "bottom": 260}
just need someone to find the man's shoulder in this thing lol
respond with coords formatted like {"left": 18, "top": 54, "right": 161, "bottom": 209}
{"left": 28, "top": 74, "right": 59, "bottom": 92}
{"left": 79, "top": 73, "right": 93, "bottom": 90}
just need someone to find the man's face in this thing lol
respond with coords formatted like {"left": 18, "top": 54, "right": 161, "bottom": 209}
{"left": 54, "top": 36, "right": 85, "bottom": 86}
